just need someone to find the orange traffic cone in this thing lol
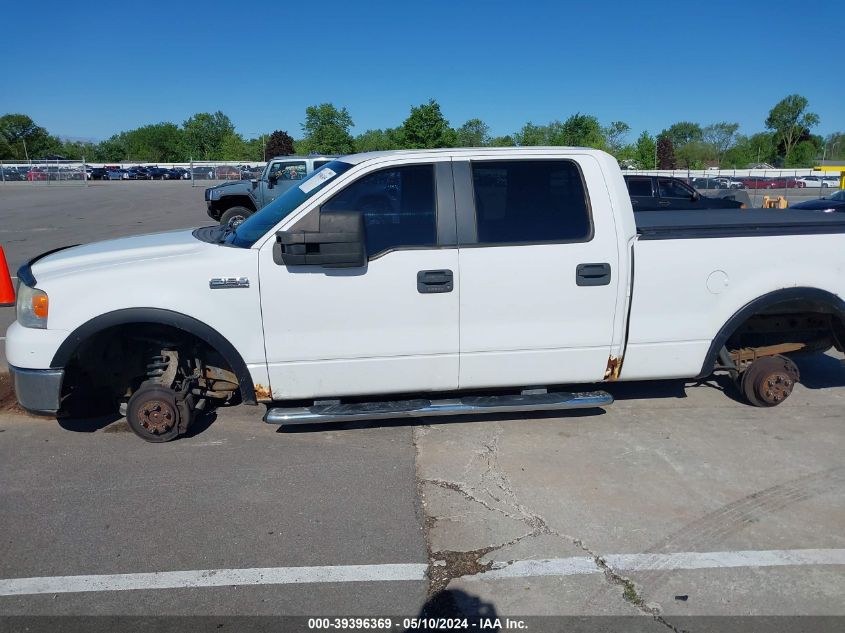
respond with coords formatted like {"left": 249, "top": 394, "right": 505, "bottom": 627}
{"left": 0, "top": 245, "right": 16, "bottom": 307}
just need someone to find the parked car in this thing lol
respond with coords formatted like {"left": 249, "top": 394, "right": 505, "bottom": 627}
{"left": 789, "top": 190, "right": 845, "bottom": 212}
{"left": 107, "top": 169, "right": 129, "bottom": 180}
{"left": 126, "top": 167, "right": 151, "bottom": 180}
{"left": 822, "top": 176, "right": 841, "bottom": 188}
{"left": 206, "top": 165, "right": 242, "bottom": 180}
{"left": 624, "top": 175, "right": 744, "bottom": 210}
{"left": 168, "top": 167, "right": 190, "bottom": 180}
{"left": 1, "top": 168, "right": 26, "bottom": 181}
{"left": 739, "top": 176, "right": 780, "bottom": 189}
{"left": 691, "top": 177, "right": 729, "bottom": 190}
{"left": 205, "top": 156, "right": 336, "bottom": 225}
{"left": 796, "top": 176, "right": 833, "bottom": 188}
{"left": 770, "top": 176, "right": 805, "bottom": 189}
{"left": 10, "top": 148, "right": 845, "bottom": 444}
{"left": 146, "top": 167, "right": 171, "bottom": 180}
{"left": 86, "top": 167, "right": 109, "bottom": 180}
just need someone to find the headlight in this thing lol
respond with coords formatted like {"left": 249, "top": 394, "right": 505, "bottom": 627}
{"left": 16, "top": 284, "right": 49, "bottom": 329}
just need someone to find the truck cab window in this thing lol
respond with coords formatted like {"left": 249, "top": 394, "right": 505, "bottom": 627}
{"left": 471, "top": 160, "right": 591, "bottom": 244}
{"left": 658, "top": 178, "right": 694, "bottom": 198}
{"left": 626, "top": 177, "right": 653, "bottom": 197}
{"left": 321, "top": 164, "right": 437, "bottom": 257}
{"left": 269, "top": 161, "right": 306, "bottom": 181}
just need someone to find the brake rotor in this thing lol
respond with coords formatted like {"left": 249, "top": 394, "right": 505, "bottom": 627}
{"left": 138, "top": 399, "right": 177, "bottom": 435}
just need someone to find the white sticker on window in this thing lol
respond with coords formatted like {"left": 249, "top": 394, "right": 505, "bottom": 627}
{"left": 299, "top": 168, "right": 337, "bottom": 194}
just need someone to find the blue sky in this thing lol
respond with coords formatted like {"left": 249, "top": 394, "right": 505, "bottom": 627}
{"left": 1, "top": 0, "right": 841, "bottom": 142}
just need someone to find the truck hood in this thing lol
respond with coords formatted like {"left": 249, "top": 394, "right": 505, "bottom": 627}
{"left": 30, "top": 229, "right": 210, "bottom": 283}
{"left": 207, "top": 180, "right": 252, "bottom": 195}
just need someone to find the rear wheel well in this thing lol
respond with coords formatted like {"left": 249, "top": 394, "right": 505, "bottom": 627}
{"left": 701, "top": 289, "right": 845, "bottom": 377}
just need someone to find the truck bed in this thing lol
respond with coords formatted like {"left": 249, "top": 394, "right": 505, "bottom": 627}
{"left": 635, "top": 209, "right": 845, "bottom": 240}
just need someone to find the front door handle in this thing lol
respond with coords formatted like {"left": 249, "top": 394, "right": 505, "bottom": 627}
{"left": 576, "top": 263, "right": 611, "bottom": 287}
{"left": 658, "top": 200, "right": 670, "bottom": 206}
{"left": 417, "top": 269, "right": 453, "bottom": 294}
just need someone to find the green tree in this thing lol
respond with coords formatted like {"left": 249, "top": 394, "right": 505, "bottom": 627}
{"left": 0, "top": 114, "right": 57, "bottom": 159}
{"left": 265, "top": 130, "right": 295, "bottom": 157}
{"left": 354, "top": 128, "right": 403, "bottom": 152}
{"left": 488, "top": 135, "right": 515, "bottom": 147}
{"left": 765, "top": 94, "right": 819, "bottom": 163}
{"left": 656, "top": 136, "right": 676, "bottom": 169}
{"left": 721, "top": 132, "right": 776, "bottom": 168}
{"left": 400, "top": 99, "right": 456, "bottom": 149}
{"left": 219, "top": 133, "right": 249, "bottom": 160}
{"left": 556, "top": 113, "right": 605, "bottom": 148}
{"left": 676, "top": 141, "right": 715, "bottom": 169}
{"left": 120, "top": 123, "right": 184, "bottom": 161}
{"left": 455, "top": 118, "right": 490, "bottom": 147}
{"left": 662, "top": 121, "right": 703, "bottom": 149}
{"left": 514, "top": 122, "right": 552, "bottom": 146}
{"left": 182, "top": 111, "right": 235, "bottom": 160}
{"left": 702, "top": 122, "right": 739, "bottom": 164}
{"left": 633, "top": 131, "right": 656, "bottom": 169}
{"left": 603, "top": 121, "right": 630, "bottom": 156}
{"left": 300, "top": 103, "right": 355, "bottom": 154}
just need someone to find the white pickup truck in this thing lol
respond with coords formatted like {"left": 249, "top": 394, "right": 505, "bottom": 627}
{"left": 6, "top": 148, "right": 845, "bottom": 442}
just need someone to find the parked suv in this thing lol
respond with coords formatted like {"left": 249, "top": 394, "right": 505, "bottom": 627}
{"left": 205, "top": 156, "right": 336, "bottom": 225}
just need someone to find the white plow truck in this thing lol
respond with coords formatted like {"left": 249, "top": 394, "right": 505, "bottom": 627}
{"left": 6, "top": 148, "right": 845, "bottom": 442}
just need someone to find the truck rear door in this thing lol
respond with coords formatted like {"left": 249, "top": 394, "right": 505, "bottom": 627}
{"left": 454, "top": 155, "right": 621, "bottom": 389}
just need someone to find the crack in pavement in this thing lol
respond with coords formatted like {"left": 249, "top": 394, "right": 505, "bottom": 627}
{"left": 415, "top": 426, "right": 687, "bottom": 631}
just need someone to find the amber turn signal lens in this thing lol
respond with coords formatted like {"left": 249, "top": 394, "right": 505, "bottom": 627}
{"left": 32, "top": 294, "right": 49, "bottom": 318}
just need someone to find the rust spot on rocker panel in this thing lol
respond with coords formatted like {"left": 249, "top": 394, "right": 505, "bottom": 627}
{"left": 604, "top": 356, "right": 623, "bottom": 381}
{"left": 254, "top": 384, "right": 272, "bottom": 402}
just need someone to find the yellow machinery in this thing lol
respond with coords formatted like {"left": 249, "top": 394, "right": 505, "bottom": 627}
{"left": 763, "top": 196, "right": 788, "bottom": 209}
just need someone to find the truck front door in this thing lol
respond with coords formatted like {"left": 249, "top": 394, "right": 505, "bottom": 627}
{"left": 261, "top": 160, "right": 307, "bottom": 208}
{"left": 258, "top": 158, "right": 460, "bottom": 400}
{"left": 454, "top": 156, "right": 622, "bottom": 389}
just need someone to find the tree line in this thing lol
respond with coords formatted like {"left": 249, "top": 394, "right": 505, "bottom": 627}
{"left": 1, "top": 94, "right": 841, "bottom": 169}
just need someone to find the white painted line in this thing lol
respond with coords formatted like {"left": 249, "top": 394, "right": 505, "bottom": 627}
{"left": 477, "top": 548, "right": 845, "bottom": 580}
{"left": 0, "top": 563, "right": 428, "bottom": 597}
{"left": 2, "top": 549, "right": 844, "bottom": 597}
{"left": 605, "top": 548, "right": 845, "bottom": 572}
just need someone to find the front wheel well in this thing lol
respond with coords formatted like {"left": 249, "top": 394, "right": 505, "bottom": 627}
{"left": 700, "top": 288, "right": 845, "bottom": 378}
{"left": 212, "top": 195, "right": 256, "bottom": 213}
{"left": 60, "top": 323, "right": 244, "bottom": 413}
{"left": 53, "top": 309, "right": 257, "bottom": 411}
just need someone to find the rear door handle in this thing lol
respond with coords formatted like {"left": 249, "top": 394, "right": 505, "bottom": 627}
{"left": 417, "top": 269, "right": 454, "bottom": 293}
{"left": 576, "top": 263, "right": 611, "bottom": 287}
{"left": 658, "top": 200, "right": 670, "bottom": 206}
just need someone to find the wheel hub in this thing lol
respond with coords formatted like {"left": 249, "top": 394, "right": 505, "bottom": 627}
{"left": 759, "top": 372, "right": 795, "bottom": 405}
{"left": 139, "top": 399, "right": 176, "bottom": 434}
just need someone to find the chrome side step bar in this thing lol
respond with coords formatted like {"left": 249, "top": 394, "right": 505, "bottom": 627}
{"left": 264, "top": 390, "right": 613, "bottom": 426}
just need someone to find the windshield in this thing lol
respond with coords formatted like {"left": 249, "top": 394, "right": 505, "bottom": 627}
{"left": 225, "top": 160, "right": 354, "bottom": 247}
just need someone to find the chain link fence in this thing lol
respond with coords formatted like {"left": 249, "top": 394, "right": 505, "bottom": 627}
{"left": 0, "top": 159, "right": 90, "bottom": 185}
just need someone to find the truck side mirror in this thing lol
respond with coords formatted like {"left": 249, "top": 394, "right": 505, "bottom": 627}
{"left": 274, "top": 211, "right": 367, "bottom": 269}
{"left": 267, "top": 173, "right": 277, "bottom": 189}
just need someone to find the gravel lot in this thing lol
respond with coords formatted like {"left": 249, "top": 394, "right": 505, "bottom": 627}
{"left": 1, "top": 181, "right": 844, "bottom": 628}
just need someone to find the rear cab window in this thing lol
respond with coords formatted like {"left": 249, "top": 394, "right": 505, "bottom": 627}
{"left": 470, "top": 159, "right": 592, "bottom": 244}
